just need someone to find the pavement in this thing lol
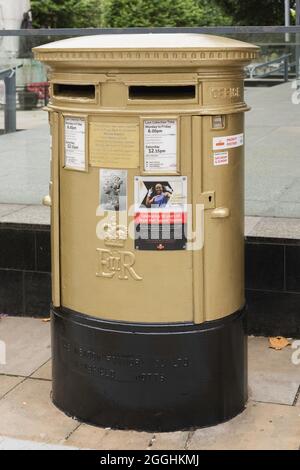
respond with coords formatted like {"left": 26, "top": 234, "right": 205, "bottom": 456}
{"left": 0, "top": 123, "right": 50, "bottom": 206}
{"left": 245, "top": 82, "right": 300, "bottom": 218}
{"left": 1, "top": 82, "right": 300, "bottom": 218}
{"left": 0, "top": 316, "right": 299, "bottom": 450}
{"left": 0, "top": 202, "right": 50, "bottom": 225}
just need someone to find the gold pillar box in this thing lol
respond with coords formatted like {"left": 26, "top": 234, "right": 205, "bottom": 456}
{"left": 34, "top": 34, "right": 258, "bottom": 431}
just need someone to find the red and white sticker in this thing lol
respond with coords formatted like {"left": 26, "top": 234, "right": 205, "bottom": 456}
{"left": 213, "top": 133, "right": 243, "bottom": 150}
{"left": 213, "top": 151, "right": 228, "bottom": 166}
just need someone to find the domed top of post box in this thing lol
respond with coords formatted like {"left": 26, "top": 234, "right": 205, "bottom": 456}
{"left": 33, "top": 33, "right": 259, "bottom": 69}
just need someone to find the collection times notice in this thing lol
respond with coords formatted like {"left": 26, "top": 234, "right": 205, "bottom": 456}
{"left": 144, "top": 119, "right": 177, "bottom": 172}
{"left": 64, "top": 117, "right": 86, "bottom": 170}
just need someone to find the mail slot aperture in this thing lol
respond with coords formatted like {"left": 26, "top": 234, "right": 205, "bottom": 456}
{"left": 128, "top": 85, "right": 196, "bottom": 100}
{"left": 53, "top": 83, "right": 96, "bottom": 100}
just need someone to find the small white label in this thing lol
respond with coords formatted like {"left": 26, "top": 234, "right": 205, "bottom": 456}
{"left": 144, "top": 119, "right": 177, "bottom": 172}
{"left": 213, "top": 133, "right": 243, "bottom": 150}
{"left": 214, "top": 151, "right": 228, "bottom": 166}
{"left": 64, "top": 117, "right": 86, "bottom": 170}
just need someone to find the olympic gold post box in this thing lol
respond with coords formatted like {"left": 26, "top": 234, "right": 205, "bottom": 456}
{"left": 34, "top": 34, "right": 258, "bottom": 431}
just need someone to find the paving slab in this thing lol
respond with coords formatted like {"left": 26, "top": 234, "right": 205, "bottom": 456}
{"left": 0, "top": 125, "right": 50, "bottom": 205}
{"left": 0, "top": 109, "right": 48, "bottom": 131}
{"left": 188, "top": 401, "right": 300, "bottom": 450}
{"left": 245, "top": 125, "right": 278, "bottom": 147}
{"left": 68, "top": 426, "right": 152, "bottom": 450}
{"left": 279, "top": 177, "right": 300, "bottom": 203}
{"left": 248, "top": 336, "right": 300, "bottom": 405}
{"left": 0, "top": 204, "right": 26, "bottom": 218}
{"left": 0, "top": 436, "right": 78, "bottom": 450}
{"left": 0, "top": 379, "right": 78, "bottom": 444}
{"left": 150, "top": 431, "right": 189, "bottom": 450}
{"left": 247, "top": 216, "right": 300, "bottom": 239}
{"left": 270, "top": 201, "right": 300, "bottom": 218}
{"left": 245, "top": 216, "right": 261, "bottom": 236}
{"left": 65, "top": 424, "right": 108, "bottom": 449}
{"left": 245, "top": 83, "right": 299, "bottom": 127}
{"left": 0, "top": 167, "right": 50, "bottom": 206}
{"left": 0, "top": 318, "right": 298, "bottom": 450}
{"left": 31, "top": 360, "right": 52, "bottom": 381}
{"left": 245, "top": 173, "right": 293, "bottom": 205}
{"left": 0, "top": 204, "right": 50, "bottom": 225}
{"left": 16, "top": 110, "right": 49, "bottom": 130}
{"left": 244, "top": 200, "right": 274, "bottom": 217}
{"left": 0, "top": 375, "right": 24, "bottom": 399}
{"left": 0, "top": 317, "right": 51, "bottom": 376}
{"left": 247, "top": 127, "right": 300, "bottom": 177}
{"left": 244, "top": 82, "right": 300, "bottom": 218}
{"left": 100, "top": 430, "right": 153, "bottom": 450}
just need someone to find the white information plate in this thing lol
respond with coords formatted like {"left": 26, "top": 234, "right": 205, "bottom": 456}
{"left": 64, "top": 116, "right": 86, "bottom": 170}
{"left": 144, "top": 119, "right": 177, "bottom": 172}
{"left": 213, "top": 151, "right": 228, "bottom": 166}
{"left": 213, "top": 133, "right": 243, "bottom": 151}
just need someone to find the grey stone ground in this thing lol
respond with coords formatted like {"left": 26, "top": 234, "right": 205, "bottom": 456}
{"left": 0, "top": 317, "right": 299, "bottom": 450}
{"left": 0, "top": 203, "right": 50, "bottom": 224}
{"left": 245, "top": 82, "right": 300, "bottom": 218}
{"left": 1, "top": 83, "right": 300, "bottom": 218}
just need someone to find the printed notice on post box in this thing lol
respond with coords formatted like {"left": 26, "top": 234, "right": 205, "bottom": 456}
{"left": 64, "top": 116, "right": 86, "bottom": 170}
{"left": 213, "top": 151, "right": 228, "bottom": 166}
{"left": 144, "top": 119, "right": 177, "bottom": 172}
{"left": 213, "top": 133, "right": 243, "bottom": 151}
{"left": 134, "top": 176, "right": 187, "bottom": 250}
{"left": 89, "top": 121, "right": 139, "bottom": 168}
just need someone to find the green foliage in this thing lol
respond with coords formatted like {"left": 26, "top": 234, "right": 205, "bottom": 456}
{"left": 30, "top": 0, "right": 102, "bottom": 28}
{"left": 101, "top": 0, "right": 232, "bottom": 28}
{"left": 30, "top": 0, "right": 296, "bottom": 29}
{"left": 216, "top": 0, "right": 295, "bottom": 26}
{"left": 31, "top": 0, "right": 233, "bottom": 29}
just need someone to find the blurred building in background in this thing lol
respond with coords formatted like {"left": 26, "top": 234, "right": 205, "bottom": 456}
{"left": 0, "top": 0, "right": 31, "bottom": 59}
{"left": 0, "top": 0, "right": 47, "bottom": 107}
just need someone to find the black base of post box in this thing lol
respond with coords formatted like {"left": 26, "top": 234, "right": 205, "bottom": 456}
{"left": 51, "top": 306, "right": 247, "bottom": 432}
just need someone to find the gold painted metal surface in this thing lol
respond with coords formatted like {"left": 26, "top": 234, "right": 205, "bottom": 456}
{"left": 59, "top": 121, "right": 194, "bottom": 323}
{"left": 89, "top": 118, "right": 139, "bottom": 168}
{"left": 33, "top": 33, "right": 258, "bottom": 69}
{"left": 191, "top": 116, "right": 204, "bottom": 325}
{"left": 49, "top": 112, "right": 60, "bottom": 307}
{"left": 202, "top": 113, "right": 245, "bottom": 321}
{"left": 211, "top": 207, "right": 230, "bottom": 218}
{"left": 62, "top": 113, "right": 89, "bottom": 172}
{"left": 34, "top": 33, "right": 258, "bottom": 324}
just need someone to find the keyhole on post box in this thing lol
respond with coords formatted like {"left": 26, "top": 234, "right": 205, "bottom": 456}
{"left": 208, "top": 196, "right": 212, "bottom": 202}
